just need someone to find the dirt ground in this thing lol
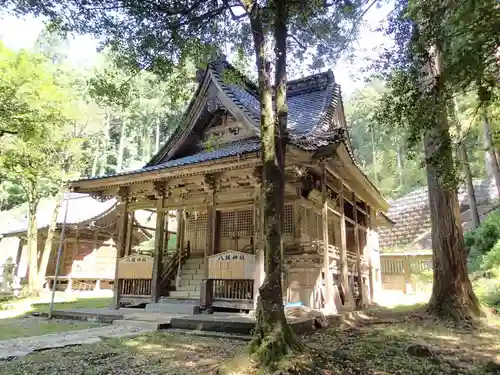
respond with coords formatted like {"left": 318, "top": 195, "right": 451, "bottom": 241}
{"left": 1, "top": 307, "right": 499, "bottom": 375}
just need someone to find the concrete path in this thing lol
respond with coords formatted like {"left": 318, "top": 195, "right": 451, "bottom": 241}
{"left": 0, "top": 324, "right": 153, "bottom": 360}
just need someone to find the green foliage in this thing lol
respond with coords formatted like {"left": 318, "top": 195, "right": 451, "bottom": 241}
{"left": 347, "top": 80, "right": 428, "bottom": 198}
{"left": 0, "top": 41, "right": 67, "bottom": 139}
{"left": 473, "top": 267, "right": 500, "bottom": 312}
{"left": 482, "top": 242, "right": 500, "bottom": 272}
{"left": 465, "top": 209, "right": 500, "bottom": 271}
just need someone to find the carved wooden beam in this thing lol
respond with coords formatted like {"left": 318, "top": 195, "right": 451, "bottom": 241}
{"left": 204, "top": 173, "right": 219, "bottom": 191}
{"left": 117, "top": 186, "right": 129, "bottom": 202}
{"left": 153, "top": 180, "right": 169, "bottom": 198}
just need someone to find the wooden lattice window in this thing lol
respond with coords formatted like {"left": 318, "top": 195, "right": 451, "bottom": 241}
{"left": 185, "top": 212, "right": 208, "bottom": 252}
{"left": 313, "top": 211, "right": 323, "bottom": 241}
{"left": 284, "top": 204, "right": 293, "bottom": 234}
{"left": 328, "top": 217, "right": 336, "bottom": 245}
{"left": 220, "top": 212, "right": 236, "bottom": 237}
{"left": 220, "top": 209, "right": 254, "bottom": 237}
{"left": 300, "top": 206, "right": 311, "bottom": 242}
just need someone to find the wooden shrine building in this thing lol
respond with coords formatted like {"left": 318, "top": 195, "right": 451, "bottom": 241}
{"left": 70, "top": 57, "right": 391, "bottom": 313}
{"left": 0, "top": 193, "right": 151, "bottom": 292}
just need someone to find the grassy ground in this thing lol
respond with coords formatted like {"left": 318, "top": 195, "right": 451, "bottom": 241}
{"left": 0, "top": 316, "right": 102, "bottom": 341}
{"left": 0, "top": 332, "right": 246, "bottom": 375}
{"left": 1, "top": 305, "right": 499, "bottom": 375}
{"left": 0, "top": 295, "right": 112, "bottom": 341}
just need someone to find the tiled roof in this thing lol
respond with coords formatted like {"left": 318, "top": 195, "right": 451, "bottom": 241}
{"left": 0, "top": 193, "right": 117, "bottom": 235}
{"left": 379, "top": 179, "right": 498, "bottom": 249}
{"left": 77, "top": 138, "right": 261, "bottom": 182}
{"left": 74, "top": 57, "right": 345, "bottom": 184}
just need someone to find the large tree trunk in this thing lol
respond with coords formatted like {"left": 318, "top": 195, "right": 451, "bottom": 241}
{"left": 38, "top": 186, "right": 65, "bottom": 288}
{"left": 247, "top": 0, "right": 302, "bottom": 365}
{"left": 425, "top": 48, "right": 481, "bottom": 320}
{"left": 481, "top": 105, "right": 500, "bottom": 195}
{"left": 459, "top": 143, "right": 480, "bottom": 230}
{"left": 27, "top": 200, "right": 40, "bottom": 295}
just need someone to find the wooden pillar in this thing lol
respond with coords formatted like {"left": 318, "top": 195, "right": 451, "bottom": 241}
{"left": 113, "top": 198, "right": 129, "bottom": 309}
{"left": 151, "top": 199, "right": 165, "bottom": 303}
{"left": 339, "top": 184, "right": 350, "bottom": 306}
{"left": 367, "top": 208, "right": 375, "bottom": 303}
{"left": 403, "top": 255, "right": 412, "bottom": 295}
{"left": 321, "top": 163, "right": 335, "bottom": 313}
{"left": 175, "top": 210, "right": 186, "bottom": 289}
{"left": 14, "top": 239, "right": 23, "bottom": 277}
{"left": 124, "top": 211, "right": 135, "bottom": 256}
{"left": 201, "top": 185, "right": 216, "bottom": 309}
{"left": 352, "top": 192, "right": 365, "bottom": 307}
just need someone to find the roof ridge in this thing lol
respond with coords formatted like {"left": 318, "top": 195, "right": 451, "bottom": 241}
{"left": 209, "top": 55, "right": 336, "bottom": 98}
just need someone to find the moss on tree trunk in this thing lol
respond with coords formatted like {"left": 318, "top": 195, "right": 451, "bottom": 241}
{"left": 245, "top": 0, "right": 303, "bottom": 366}
{"left": 425, "top": 47, "right": 481, "bottom": 321}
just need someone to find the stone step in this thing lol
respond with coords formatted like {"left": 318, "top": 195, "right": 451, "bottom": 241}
{"left": 182, "top": 264, "right": 203, "bottom": 271}
{"left": 164, "top": 328, "right": 252, "bottom": 342}
{"left": 184, "top": 257, "right": 204, "bottom": 265}
{"left": 146, "top": 300, "right": 199, "bottom": 314}
{"left": 181, "top": 268, "right": 203, "bottom": 276}
{"left": 112, "top": 319, "right": 162, "bottom": 331}
{"left": 179, "top": 279, "right": 202, "bottom": 288}
{"left": 177, "top": 285, "right": 200, "bottom": 292}
{"left": 169, "top": 290, "right": 200, "bottom": 299}
{"left": 180, "top": 273, "right": 204, "bottom": 281}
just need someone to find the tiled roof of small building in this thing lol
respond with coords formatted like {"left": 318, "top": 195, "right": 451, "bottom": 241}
{"left": 379, "top": 179, "right": 497, "bottom": 249}
{"left": 0, "top": 193, "right": 117, "bottom": 236}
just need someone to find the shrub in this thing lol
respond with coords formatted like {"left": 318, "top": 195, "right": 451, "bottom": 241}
{"left": 465, "top": 208, "right": 500, "bottom": 272}
{"left": 482, "top": 239, "right": 500, "bottom": 271}
{"left": 473, "top": 267, "right": 500, "bottom": 313}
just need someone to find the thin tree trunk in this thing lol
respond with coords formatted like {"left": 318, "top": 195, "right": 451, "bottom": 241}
{"left": 155, "top": 118, "right": 161, "bottom": 154}
{"left": 100, "top": 111, "right": 110, "bottom": 175}
{"left": 460, "top": 144, "right": 480, "bottom": 230}
{"left": 247, "top": 0, "right": 301, "bottom": 364}
{"left": 371, "top": 127, "right": 378, "bottom": 184}
{"left": 396, "top": 144, "right": 404, "bottom": 187}
{"left": 453, "top": 98, "right": 480, "bottom": 231}
{"left": 425, "top": 47, "right": 481, "bottom": 320}
{"left": 117, "top": 118, "right": 126, "bottom": 172}
{"left": 27, "top": 200, "right": 39, "bottom": 295}
{"left": 482, "top": 105, "right": 500, "bottom": 195}
{"left": 91, "top": 143, "right": 99, "bottom": 177}
{"left": 38, "top": 186, "right": 65, "bottom": 288}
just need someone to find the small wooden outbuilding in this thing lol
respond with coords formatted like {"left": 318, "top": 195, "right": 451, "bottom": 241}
{"left": 0, "top": 193, "right": 154, "bottom": 291}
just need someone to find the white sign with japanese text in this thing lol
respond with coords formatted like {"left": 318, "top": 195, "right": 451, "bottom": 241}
{"left": 208, "top": 250, "right": 255, "bottom": 279}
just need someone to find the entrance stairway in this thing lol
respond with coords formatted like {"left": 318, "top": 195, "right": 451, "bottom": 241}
{"left": 145, "top": 256, "right": 204, "bottom": 314}
{"left": 169, "top": 256, "right": 204, "bottom": 299}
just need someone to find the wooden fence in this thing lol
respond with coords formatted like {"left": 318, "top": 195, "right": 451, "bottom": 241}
{"left": 380, "top": 251, "right": 432, "bottom": 294}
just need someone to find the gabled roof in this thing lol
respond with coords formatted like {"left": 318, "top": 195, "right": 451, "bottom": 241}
{"left": 0, "top": 193, "right": 117, "bottom": 236}
{"left": 147, "top": 57, "right": 346, "bottom": 166}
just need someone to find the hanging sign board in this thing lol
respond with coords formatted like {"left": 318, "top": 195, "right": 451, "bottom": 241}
{"left": 117, "top": 255, "right": 154, "bottom": 279}
{"left": 208, "top": 250, "right": 255, "bottom": 279}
